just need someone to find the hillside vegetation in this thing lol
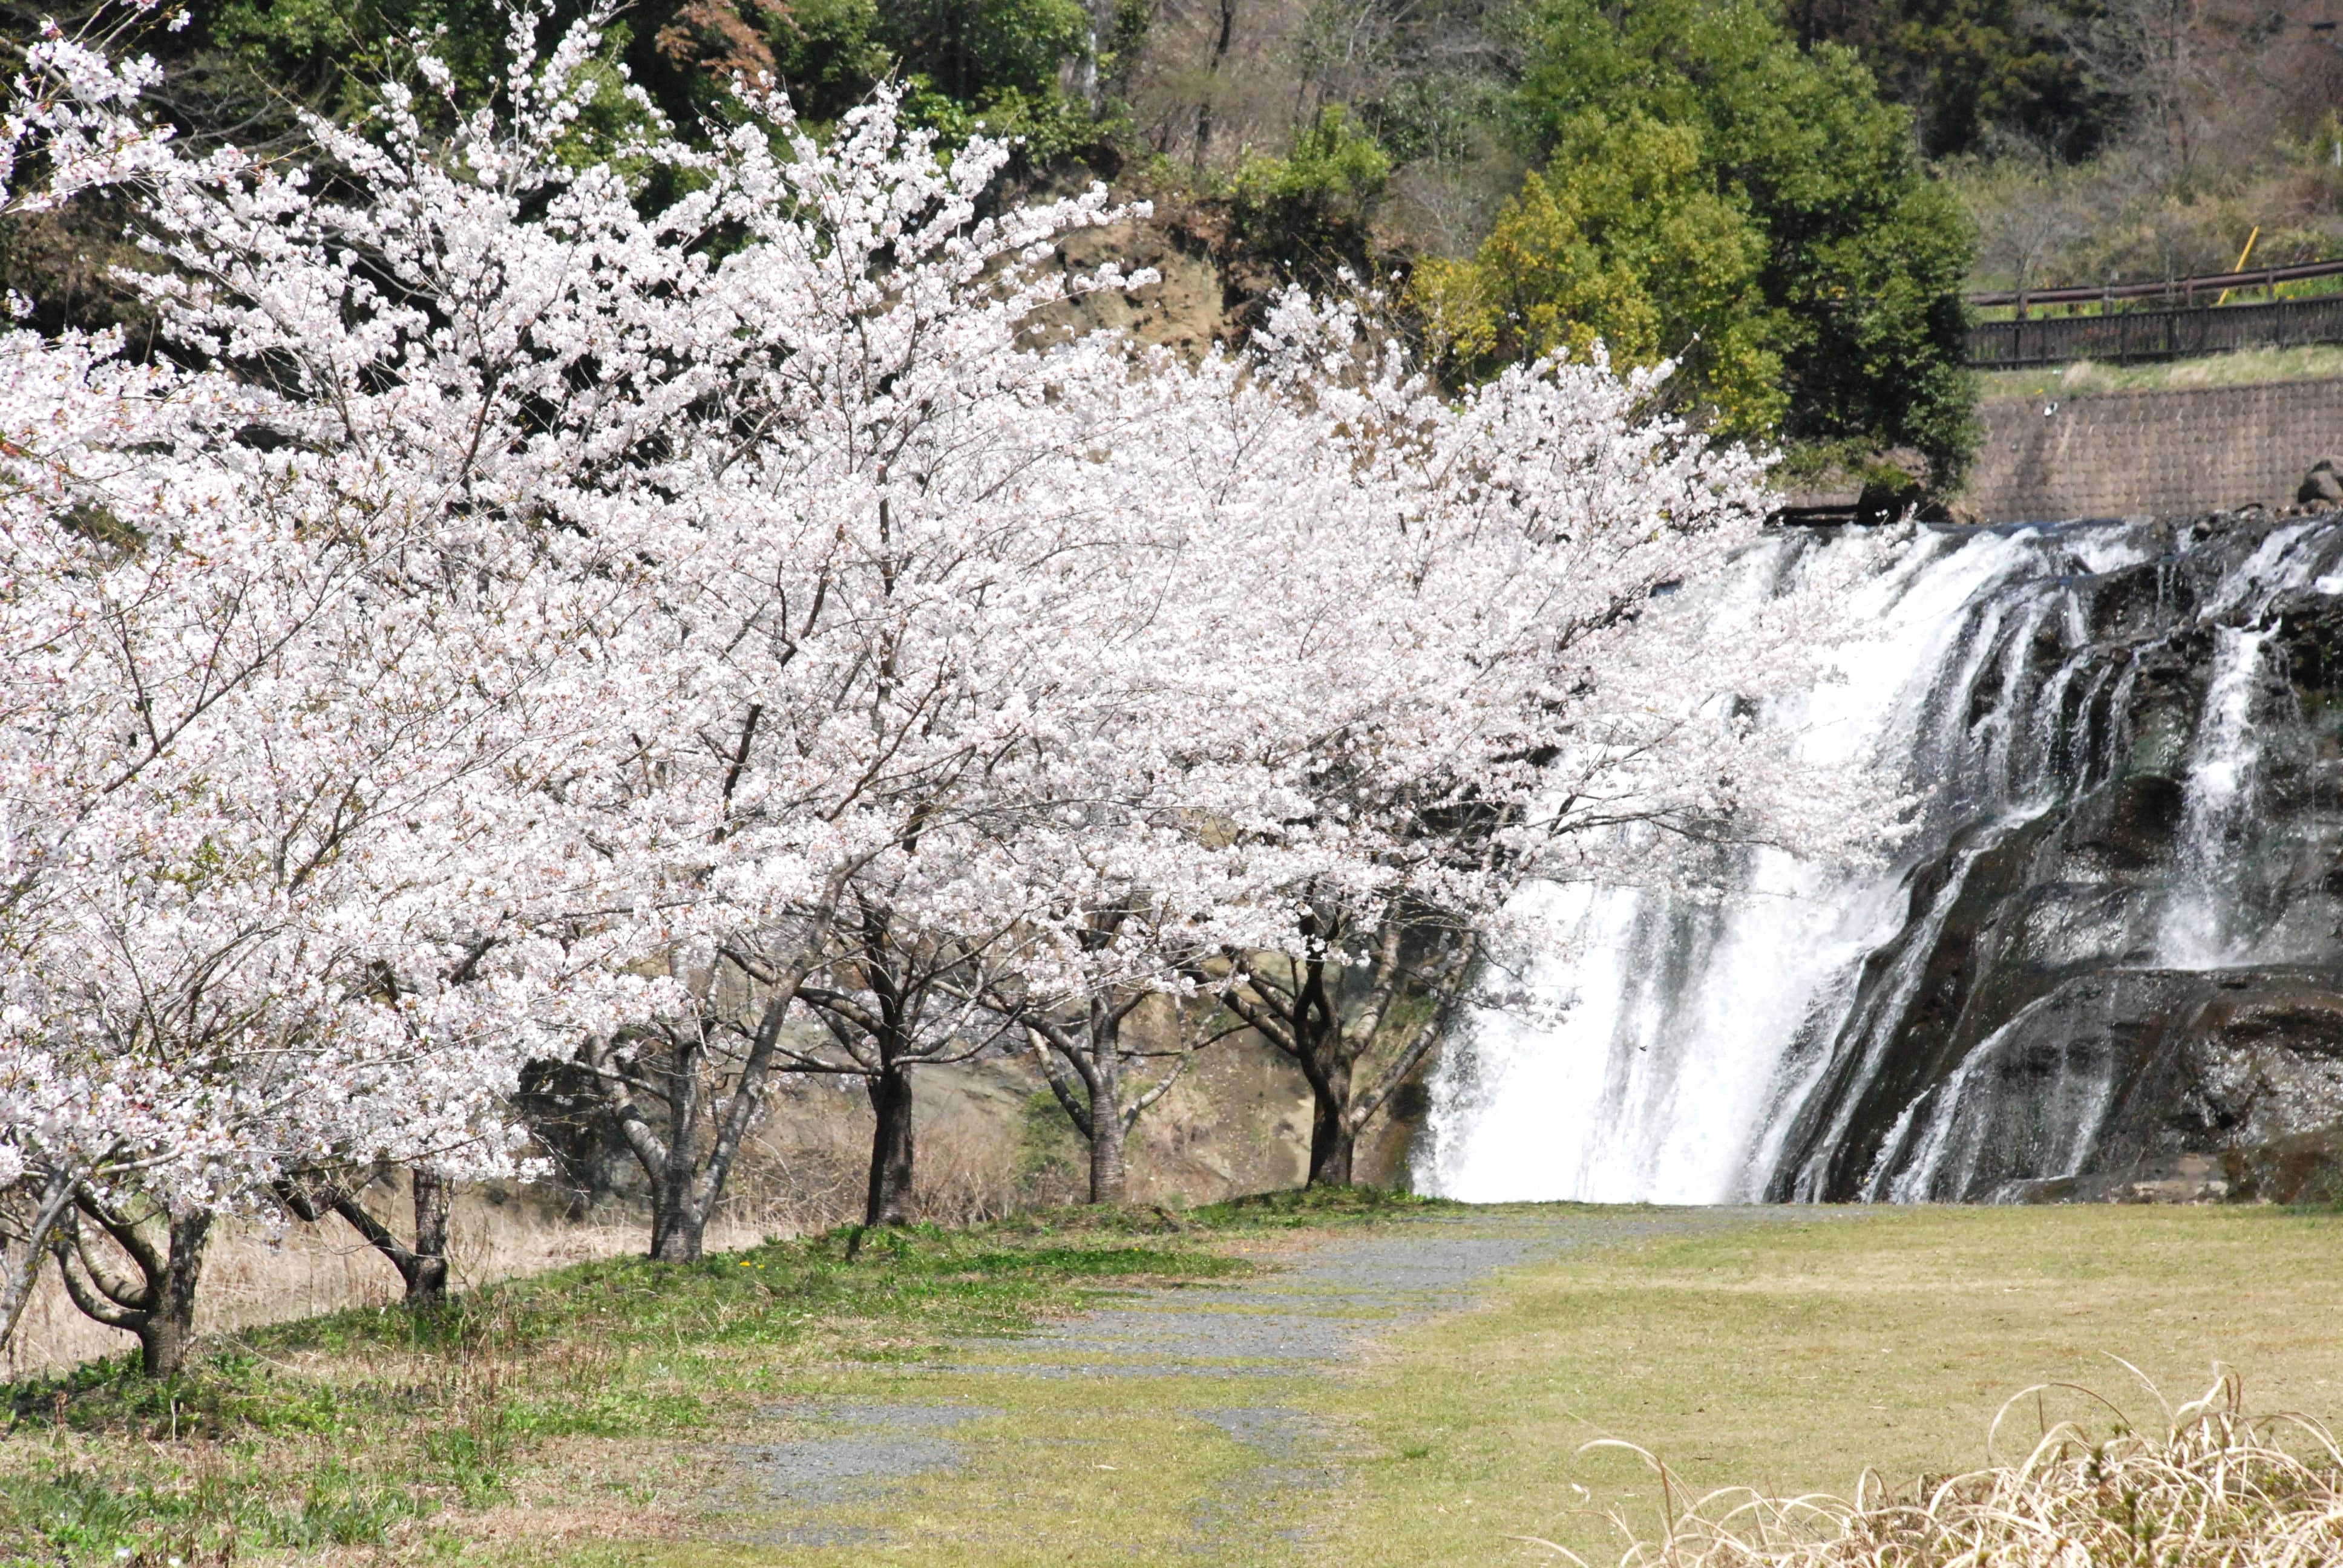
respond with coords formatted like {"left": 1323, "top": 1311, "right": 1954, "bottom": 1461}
{"left": 0, "top": 0, "right": 1971, "bottom": 492}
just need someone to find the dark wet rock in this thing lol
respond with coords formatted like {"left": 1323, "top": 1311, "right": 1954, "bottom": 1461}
{"left": 1765, "top": 512, "right": 2343, "bottom": 1204}
{"left": 2301, "top": 459, "right": 2343, "bottom": 507}
{"left": 1867, "top": 967, "right": 2343, "bottom": 1201}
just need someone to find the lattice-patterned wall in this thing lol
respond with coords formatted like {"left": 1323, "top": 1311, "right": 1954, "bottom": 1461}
{"left": 1965, "top": 379, "right": 2343, "bottom": 521}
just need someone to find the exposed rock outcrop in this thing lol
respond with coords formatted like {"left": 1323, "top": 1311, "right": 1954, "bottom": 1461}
{"left": 1765, "top": 510, "right": 2343, "bottom": 1204}
{"left": 2302, "top": 458, "right": 2343, "bottom": 507}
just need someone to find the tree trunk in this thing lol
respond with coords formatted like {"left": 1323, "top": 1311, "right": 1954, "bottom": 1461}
{"left": 1086, "top": 1002, "right": 1128, "bottom": 1204}
{"left": 649, "top": 1191, "right": 706, "bottom": 1263}
{"left": 315, "top": 1171, "right": 454, "bottom": 1305}
{"left": 651, "top": 1032, "right": 709, "bottom": 1262}
{"left": 135, "top": 1209, "right": 211, "bottom": 1380}
{"left": 864, "top": 1064, "right": 916, "bottom": 1227}
{"left": 1302, "top": 1029, "right": 1355, "bottom": 1187}
{"left": 1294, "top": 959, "right": 1355, "bottom": 1187}
{"left": 408, "top": 1171, "right": 451, "bottom": 1305}
{"left": 1306, "top": 1085, "right": 1355, "bottom": 1187}
{"left": 0, "top": 1166, "right": 77, "bottom": 1354}
{"left": 1088, "top": 1107, "right": 1129, "bottom": 1205}
{"left": 1080, "top": 0, "right": 1107, "bottom": 105}
{"left": 1191, "top": 0, "right": 1238, "bottom": 174}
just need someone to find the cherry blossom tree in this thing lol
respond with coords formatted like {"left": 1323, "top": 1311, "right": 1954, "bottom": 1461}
{"left": 524, "top": 82, "right": 1210, "bottom": 1256}
{"left": 1, "top": 2, "right": 681, "bottom": 1362}
{"left": 0, "top": 1, "right": 1898, "bottom": 1374}
{"left": 1143, "top": 295, "right": 1871, "bottom": 1187}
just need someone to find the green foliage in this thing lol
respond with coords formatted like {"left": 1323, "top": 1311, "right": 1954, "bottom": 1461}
{"left": 902, "top": 82, "right": 1102, "bottom": 166}
{"left": 741, "top": 0, "right": 1098, "bottom": 157}
{"left": 1411, "top": 111, "right": 1788, "bottom": 437}
{"left": 1787, "top": 0, "right": 2118, "bottom": 161}
{"left": 1097, "top": 0, "right": 1152, "bottom": 114}
{"left": 166, "top": 0, "right": 1098, "bottom": 164}
{"left": 1490, "top": 0, "right": 1977, "bottom": 484}
{"left": 1229, "top": 106, "right": 1393, "bottom": 273}
{"left": 1188, "top": 1184, "right": 1463, "bottom": 1228}
{"left": 195, "top": 0, "right": 513, "bottom": 126}
{"left": 1, "top": 1400, "right": 441, "bottom": 1562}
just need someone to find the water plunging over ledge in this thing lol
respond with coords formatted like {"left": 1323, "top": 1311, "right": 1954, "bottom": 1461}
{"left": 1421, "top": 513, "right": 2343, "bottom": 1206}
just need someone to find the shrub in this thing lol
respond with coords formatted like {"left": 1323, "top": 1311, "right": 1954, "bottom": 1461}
{"left": 1550, "top": 1367, "right": 2343, "bottom": 1567}
{"left": 1230, "top": 107, "right": 1394, "bottom": 274}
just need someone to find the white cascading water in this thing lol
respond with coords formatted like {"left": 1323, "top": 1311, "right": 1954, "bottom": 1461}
{"left": 1864, "top": 521, "right": 2334, "bottom": 1204}
{"left": 2152, "top": 626, "right": 2272, "bottom": 970}
{"left": 1421, "top": 526, "right": 2048, "bottom": 1202}
{"left": 1870, "top": 621, "right": 2283, "bottom": 1201}
{"left": 1418, "top": 517, "right": 2335, "bottom": 1205}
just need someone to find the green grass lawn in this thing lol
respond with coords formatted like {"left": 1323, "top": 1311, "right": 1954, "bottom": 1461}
{"left": 2, "top": 1200, "right": 2336, "bottom": 1567}
{"left": 1319, "top": 1204, "right": 2343, "bottom": 1567}
{"left": 1976, "top": 342, "right": 2343, "bottom": 399}
{"left": 0, "top": 1190, "right": 1424, "bottom": 1567}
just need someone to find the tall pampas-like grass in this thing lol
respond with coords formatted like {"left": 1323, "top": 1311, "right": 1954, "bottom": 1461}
{"left": 1533, "top": 1365, "right": 2343, "bottom": 1568}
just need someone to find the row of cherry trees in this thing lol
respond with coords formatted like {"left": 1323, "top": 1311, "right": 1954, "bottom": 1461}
{"left": 0, "top": 4, "right": 1871, "bottom": 1377}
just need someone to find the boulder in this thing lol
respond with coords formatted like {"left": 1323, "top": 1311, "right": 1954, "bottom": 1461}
{"left": 1868, "top": 966, "right": 2343, "bottom": 1204}
{"left": 2300, "top": 456, "right": 2343, "bottom": 506}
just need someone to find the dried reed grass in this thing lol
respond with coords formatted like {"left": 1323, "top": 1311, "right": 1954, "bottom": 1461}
{"left": 5, "top": 1103, "right": 1023, "bottom": 1377}
{"left": 906, "top": 1112, "right": 1021, "bottom": 1227}
{"left": 718, "top": 1097, "right": 1021, "bottom": 1231}
{"left": 0, "top": 1190, "right": 656, "bottom": 1377}
{"left": 1535, "top": 1365, "right": 2343, "bottom": 1568}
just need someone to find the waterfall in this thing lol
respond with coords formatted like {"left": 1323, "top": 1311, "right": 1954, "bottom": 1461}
{"left": 1420, "top": 513, "right": 2343, "bottom": 1205}
{"left": 2153, "top": 626, "right": 2272, "bottom": 969}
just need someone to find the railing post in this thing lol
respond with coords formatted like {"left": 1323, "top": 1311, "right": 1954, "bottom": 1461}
{"left": 1964, "top": 265, "right": 2343, "bottom": 368}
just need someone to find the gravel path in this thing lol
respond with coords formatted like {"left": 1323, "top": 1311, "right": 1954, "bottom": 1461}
{"left": 730, "top": 1205, "right": 1792, "bottom": 1554}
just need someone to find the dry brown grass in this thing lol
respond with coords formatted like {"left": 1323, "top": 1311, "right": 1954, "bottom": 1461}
{"left": 1541, "top": 1367, "right": 2343, "bottom": 1568}
{"left": 7, "top": 1104, "right": 1026, "bottom": 1377}
{"left": 5, "top": 1187, "right": 727, "bottom": 1377}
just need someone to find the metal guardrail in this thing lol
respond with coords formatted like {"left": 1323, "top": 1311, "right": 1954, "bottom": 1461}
{"left": 1967, "top": 294, "right": 2343, "bottom": 370}
{"left": 1967, "top": 256, "right": 2343, "bottom": 310}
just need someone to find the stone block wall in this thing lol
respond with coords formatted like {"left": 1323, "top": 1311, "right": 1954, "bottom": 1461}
{"left": 1964, "top": 377, "right": 2343, "bottom": 521}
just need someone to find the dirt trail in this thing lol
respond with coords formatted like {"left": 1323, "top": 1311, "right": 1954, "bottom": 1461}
{"left": 725, "top": 1206, "right": 1791, "bottom": 1560}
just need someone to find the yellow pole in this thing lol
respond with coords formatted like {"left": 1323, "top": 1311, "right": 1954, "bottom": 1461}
{"left": 2214, "top": 226, "right": 2260, "bottom": 305}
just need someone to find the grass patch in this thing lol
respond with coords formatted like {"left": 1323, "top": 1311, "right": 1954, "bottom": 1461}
{"left": 1317, "top": 1204, "right": 2343, "bottom": 1567}
{"left": 0, "top": 1213, "right": 1267, "bottom": 1564}
{"left": 1977, "top": 342, "right": 2343, "bottom": 399}
{"left": 0, "top": 1191, "right": 1460, "bottom": 1564}
{"left": 12, "top": 1201, "right": 2336, "bottom": 1567}
{"left": 1187, "top": 1183, "right": 1464, "bottom": 1227}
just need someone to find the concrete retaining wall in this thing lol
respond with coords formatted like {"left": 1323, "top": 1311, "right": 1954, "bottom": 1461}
{"left": 1964, "top": 377, "right": 2343, "bottom": 521}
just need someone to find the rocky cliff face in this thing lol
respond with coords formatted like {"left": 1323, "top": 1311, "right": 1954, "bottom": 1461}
{"left": 1768, "top": 510, "right": 2343, "bottom": 1203}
